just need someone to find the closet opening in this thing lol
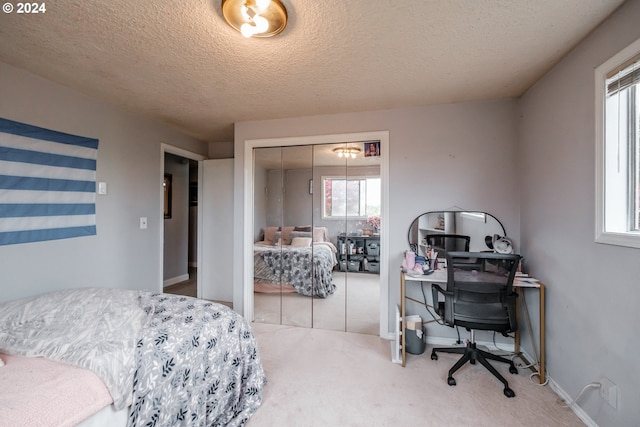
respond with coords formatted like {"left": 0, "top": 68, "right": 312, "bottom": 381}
{"left": 248, "top": 134, "right": 388, "bottom": 336}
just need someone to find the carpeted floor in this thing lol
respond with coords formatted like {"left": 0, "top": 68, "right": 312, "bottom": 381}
{"left": 254, "top": 272, "right": 380, "bottom": 335}
{"left": 247, "top": 323, "right": 584, "bottom": 427}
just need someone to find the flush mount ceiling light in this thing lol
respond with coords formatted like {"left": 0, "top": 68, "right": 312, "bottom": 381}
{"left": 221, "top": 0, "right": 288, "bottom": 38}
{"left": 333, "top": 147, "right": 361, "bottom": 159}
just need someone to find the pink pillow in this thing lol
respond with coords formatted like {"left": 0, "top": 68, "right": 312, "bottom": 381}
{"left": 281, "top": 226, "right": 295, "bottom": 244}
{"left": 313, "top": 227, "right": 328, "bottom": 242}
{"left": 262, "top": 227, "right": 279, "bottom": 244}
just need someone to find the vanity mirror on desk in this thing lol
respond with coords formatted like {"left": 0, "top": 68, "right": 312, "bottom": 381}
{"left": 398, "top": 210, "right": 546, "bottom": 384}
{"left": 407, "top": 210, "right": 506, "bottom": 255}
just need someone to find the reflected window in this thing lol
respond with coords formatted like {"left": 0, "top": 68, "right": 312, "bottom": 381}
{"left": 322, "top": 176, "right": 380, "bottom": 219}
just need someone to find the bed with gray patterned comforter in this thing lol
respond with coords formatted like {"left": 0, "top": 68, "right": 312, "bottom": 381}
{"left": 0, "top": 288, "right": 266, "bottom": 427}
{"left": 254, "top": 243, "right": 337, "bottom": 298}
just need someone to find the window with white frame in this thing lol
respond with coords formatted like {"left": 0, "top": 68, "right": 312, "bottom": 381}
{"left": 322, "top": 176, "right": 380, "bottom": 219}
{"left": 596, "top": 38, "right": 640, "bottom": 248}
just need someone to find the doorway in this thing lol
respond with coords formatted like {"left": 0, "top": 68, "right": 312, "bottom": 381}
{"left": 242, "top": 131, "right": 390, "bottom": 337}
{"left": 159, "top": 144, "right": 206, "bottom": 297}
{"left": 162, "top": 153, "right": 198, "bottom": 297}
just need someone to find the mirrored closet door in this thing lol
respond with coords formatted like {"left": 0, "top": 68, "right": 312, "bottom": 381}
{"left": 253, "top": 141, "right": 381, "bottom": 334}
{"left": 253, "top": 145, "right": 313, "bottom": 328}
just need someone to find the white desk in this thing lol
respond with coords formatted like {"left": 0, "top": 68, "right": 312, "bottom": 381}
{"left": 399, "top": 269, "right": 546, "bottom": 384}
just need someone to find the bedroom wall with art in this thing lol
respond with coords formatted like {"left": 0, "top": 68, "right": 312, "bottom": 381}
{"left": 0, "top": 61, "right": 207, "bottom": 303}
{"left": 233, "top": 99, "right": 520, "bottom": 334}
{"left": 517, "top": 1, "right": 640, "bottom": 425}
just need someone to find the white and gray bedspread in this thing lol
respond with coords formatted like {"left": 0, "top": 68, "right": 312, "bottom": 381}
{"left": 254, "top": 243, "right": 337, "bottom": 298}
{"left": 0, "top": 288, "right": 266, "bottom": 427}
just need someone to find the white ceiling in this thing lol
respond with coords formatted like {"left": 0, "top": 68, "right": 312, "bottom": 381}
{"left": 0, "top": 0, "right": 626, "bottom": 143}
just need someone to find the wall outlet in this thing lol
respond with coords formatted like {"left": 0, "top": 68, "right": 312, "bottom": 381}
{"left": 599, "top": 377, "right": 618, "bottom": 409}
{"left": 140, "top": 217, "right": 148, "bottom": 229}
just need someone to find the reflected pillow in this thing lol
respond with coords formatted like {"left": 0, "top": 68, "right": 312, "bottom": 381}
{"left": 291, "top": 237, "right": 312, "bottom": 247}
{"left": 281, "top": 226, "right": 295, "bottom": 244}
{"left": 289, "top": 231, "right": 312, "bottom": 242}
{"left": 262, "top": 227, "right": 279, "bottom": 244}
{"left": 313, "top": 227, "right": 328, "bottom": 242}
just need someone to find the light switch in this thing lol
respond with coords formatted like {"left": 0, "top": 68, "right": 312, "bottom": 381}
{"left": 140, "top": 217, "right": 147, "bottom": 229}
{"left": 97, "top": 182, "right": 108, "bottom": 195}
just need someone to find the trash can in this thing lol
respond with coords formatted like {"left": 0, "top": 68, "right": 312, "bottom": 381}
{"left": 405, "top": 315, "right": 425, "bottom": 355}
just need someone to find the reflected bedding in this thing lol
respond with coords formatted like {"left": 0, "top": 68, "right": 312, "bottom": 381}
{"left": 253, "top": 242, "right": 337, "bottom": 298}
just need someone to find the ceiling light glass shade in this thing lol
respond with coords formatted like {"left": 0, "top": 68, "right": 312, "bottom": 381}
{"left": 254, "top": 0, "right": 271, "bottom": 12}
{"left": 240, "top": 23, "right": 258, "bottom": 38}
{"left": 222, "top": 0, "right": 287, "bottom": 38}
{"left": 253, "top": 15, "right": 269, "bottom": 33}
{"left": 333, "top": 147, "right": 361, "bottom": 158}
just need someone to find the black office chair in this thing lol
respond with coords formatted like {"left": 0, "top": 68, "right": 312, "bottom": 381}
{"left": 425, "top": 234, "right": 470, "bottom": 253}
{"left": 430, "top": 251, "right": 522, "bottom": 397}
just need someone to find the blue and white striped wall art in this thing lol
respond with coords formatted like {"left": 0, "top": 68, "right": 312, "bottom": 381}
{"left": 0, "top": 118, "right": 99, "bottom": 246}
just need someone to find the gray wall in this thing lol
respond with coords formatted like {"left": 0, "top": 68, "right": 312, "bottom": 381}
{"left": 518, "top": 1, "right": 640, "bottom": 425}
{"left": 263, "top": 168, "right": 314, "bottom": 229}
{"left": 0, "top": 61, "right": 206, "bottom": 302}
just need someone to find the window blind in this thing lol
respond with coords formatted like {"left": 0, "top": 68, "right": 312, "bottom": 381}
{"left": 607, "top": 55, "right": 640, "bottom": 96}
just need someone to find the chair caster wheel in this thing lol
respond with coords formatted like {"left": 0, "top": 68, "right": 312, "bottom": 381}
{"left": 504, "top": 387, "right": 515, "bottom": 398}
{"left": 470, "top": 359, "right": 476, "bottom": 365}
{"left": 447, "top": 377, "right": 456, "bottom": 386}
{"left": 431, "top": 352, "right": 438, "bottom": 360}
{"left": 509, "top": 366, "right": 518, "bottom": 374}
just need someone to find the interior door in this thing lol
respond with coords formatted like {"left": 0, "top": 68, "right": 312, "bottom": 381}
{"left": 311, "top": 142, "right": 382, "bottom": 334}
{"left": 311, "top": 143, "right": 347, "bottom": 331}
{"left": 280, "top": 145, "right": 313, "bottom": 327}
{"left": 253, "top": 147, "right": 282, "bottom": 324}
{"left": 253, "top": 145, "right": 315, "bottom": 327}
{"left": 200, "top": 158, "right": 234, "bottom": 304}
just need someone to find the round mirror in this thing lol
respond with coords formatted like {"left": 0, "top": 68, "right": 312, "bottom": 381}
{"left": 407, "top": 211, "right": 506, "bottom": 257}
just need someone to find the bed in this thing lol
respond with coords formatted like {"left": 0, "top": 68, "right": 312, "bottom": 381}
{"left": 253, "top": 225, "right": 337, "bottom": 298}
{"left": 0, "top": 288, "right": 266, "bottom": 427}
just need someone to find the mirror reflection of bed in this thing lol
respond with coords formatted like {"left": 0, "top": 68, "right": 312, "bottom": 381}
{"left": 253, "top": 143, "right": 382, "bottom": 335}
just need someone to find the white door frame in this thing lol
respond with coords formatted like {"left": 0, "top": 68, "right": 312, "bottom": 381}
{"left": 242, "top": 131, "right": 390, "bottom": 337}
{"left": 159, "top": 143, "right": 206, "bottom": 296}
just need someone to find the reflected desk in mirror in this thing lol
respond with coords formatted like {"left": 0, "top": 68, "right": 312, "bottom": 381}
{"left": 408, "top": 211, "right": 506, "bottom": 257}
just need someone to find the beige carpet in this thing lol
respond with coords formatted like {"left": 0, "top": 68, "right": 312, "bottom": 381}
{"left": 247, "top": 323, "right": 584, "bottom": 427}
{"left": 254, "top": 272, "right": 380, "bottom": 335}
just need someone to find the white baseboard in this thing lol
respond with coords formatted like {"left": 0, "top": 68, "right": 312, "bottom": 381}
{"left": 547, "top": 377, "right": 598, "bottom": 427}
{"left": 163, "top": 273, "right": 189, "bottom": 288}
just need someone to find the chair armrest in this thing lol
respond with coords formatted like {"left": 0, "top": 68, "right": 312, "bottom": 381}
{"left": 431, "top": 283, "right": 443, "bottom": 302}
{"left": 506, "top": 291, "right": 519, "bottom": 332}
{"left": 431, "top": 284, "right": 453, "bottom": 323}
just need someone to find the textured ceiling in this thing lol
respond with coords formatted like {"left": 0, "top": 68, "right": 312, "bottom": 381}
{"left": 0, "top": 0, "right": 626, "bottom": 143}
